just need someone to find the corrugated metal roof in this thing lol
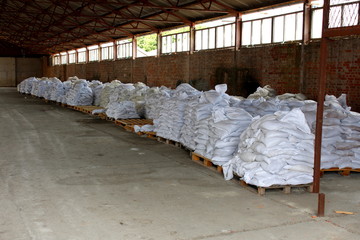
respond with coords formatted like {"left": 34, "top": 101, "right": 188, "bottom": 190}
{"left": 0, "top": 0, "right": 298, "bottom": 55}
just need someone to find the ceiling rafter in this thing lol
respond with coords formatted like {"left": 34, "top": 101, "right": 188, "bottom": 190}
{"left": 0, "top": 0, "right": 294, "bottom": 54}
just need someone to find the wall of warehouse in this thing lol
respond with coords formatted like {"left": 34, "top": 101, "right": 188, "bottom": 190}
{"left": 43, "top": 37, "right": 360, "bottom": 111}
{"left": 16, "top": 58, "right": 43, "bottom": 85}
{"left": 0, "top": 57, "right": 42, "bottom": 87}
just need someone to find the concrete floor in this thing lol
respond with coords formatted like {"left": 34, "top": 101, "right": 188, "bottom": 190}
{"left": 0, "top": 87, "right": 360, "bottom": 240}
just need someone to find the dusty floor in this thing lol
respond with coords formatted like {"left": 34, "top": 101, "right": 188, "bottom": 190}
{"left": 0, "top": 88, "right": 359, "bottom": 240}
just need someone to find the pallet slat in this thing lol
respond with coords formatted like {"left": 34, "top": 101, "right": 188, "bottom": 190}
{"left": 240, "top": 180, "right": 313, "bottom": 196}
{"left": 320, "top": 167, "right": 360, "bottom": 176}
{"left": 191, "top": 153, "right": 223, "bottom": 173}
{"left": 191, "top": 152, "right": 312, "bottom": 195}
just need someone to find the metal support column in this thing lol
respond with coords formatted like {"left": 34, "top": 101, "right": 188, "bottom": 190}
{"left": 113, "top": 41, "right": 117, "bottom": 60}
{"left": 190, "top": 23, "right": 195, "bottom": 54}
{"left": 313, "top": 0, "right": 330, "bottom": 217}
{"left": 235, "top": 13, "right": 242, "bottom": 50}
{"left": 132, "top": 36, "right": 137, "bottom": 60}
{"left": 157, "top": 31, "right": 162, "bottom": 57}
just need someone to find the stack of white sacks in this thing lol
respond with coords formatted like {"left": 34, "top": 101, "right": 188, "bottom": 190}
{"left": 144, "top": 86, "right": 173, "bottom": 119}
{"left": 18, "top": 76, "right": 360, "bottom": 187}
{"left": 17, "top": 77, "right": 37, "bottom": 94}
{"left": 192, "top": 84, "right": 232, "bottom": 155}
{"left": 99, "top": 80, "right": 122, "bottom": 108}
{"left": 89, "top": 80, "right": 104, "bottom": 106}
{"left": 312, "top": 94, "right": 360, "bottom": 169}
{"left": 208, "top": 107, "right": 253, "bottom": 169}
{"left": 64, "top": 79, "right": 94, "bottom": 106}
{"left": 154, "top": 84, "right": 200, "bottom": 142}
{"left": 104, "top": 82, "right": 149, "bottom": 119}
{"left": 225, "top": 108, "right": 315, "bottom": 186}
{"left": 106, "top": 101, "right": 140, "bottom": 119}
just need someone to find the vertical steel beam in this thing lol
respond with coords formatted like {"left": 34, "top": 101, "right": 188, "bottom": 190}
{"left": 86, "top": 47, "right": 89, "bottom": 63}
{"left": 235, "top": 13, "right": 242, "bottom": 50}
{"left": 132, "top": 36, "right": 137, "bottom": 60}
{"left": 157, "top": 30, "right": 162, "bottom": 57}
{"left": 318, "top": 193, "right": 325, "bottom": 217}
{"left": 300, "top": 0, "right": 312, "bottom": 93}
{"left": 113, "top": 41, "right": 117, "bottom": 60}
{"left": 313, "top": 0, "right": 330, "bottom": 217}
{"left": 190, "top": 23, "right": 195, "bottom": 54}
{"left": 75, "top": 49, "right": 78, "bottom": 64}
{"left": 303, "top": 0, "right": 311, "bottom": 45}
{"left": 98, "top": 44, "right": 101, "bottom": 62}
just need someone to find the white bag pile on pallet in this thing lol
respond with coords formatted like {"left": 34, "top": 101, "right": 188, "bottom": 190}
{"left": 145, "top": 86, "right": 173, "bottom": 119}
{"left": 99, "top": 80, "right": 122, "bottom": 108}
{"left": 37, "top": 78, "right": 52, "bottom": 98}
{"left": 57, "top": 81, "right": 72, "bottom": 104}
{"left": 208, "top": 107, "right": 253, "bottom": 168}
{"left": 65, "top": 79, "right": 93, "bottom": 106}
{"left": 234, "top": 92, "right": 307, "bottom": 117}
{"left": 312, "top": 94, "right": 360, "bottom": 169}
{"left": 340, "top": 112, "right": 360, "bottom": 169}
{"left": 247, "top": 85, "right": 277, "bottom": 100}
{"left": 193, "top": 84, "right": 230, "bottom": 156}
{"left": 105, "top": 101, "right": 140, "bottom": 119}
{"left": 105, "top": 82, "right": 148, "bottom": 119}
{"left": 154, "top": 83, "right": 200, "bottom": 142}
{"left": 88, "top": 80, "right": 103, "bottom": 106}
{"left": 179, "top": 96, "right": 201, "bottom": 150}
{"left": 18, "top": 77, "right": 38, "bottom": 94}
{"left": 30, "top": 77, "right": 42, "bottom": 96}
{"left": 225, "top": 108, "right": 314, "bottom": 187}
{"left": 43, "top": 77, "right": 62, "bottom": 100}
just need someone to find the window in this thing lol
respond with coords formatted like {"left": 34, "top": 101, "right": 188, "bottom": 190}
{"left": 53, "top": 54, "right": 60, "bottom": 65}
{"left": 68, "top": 50, "right": 76, "bottom": 64}
{"left": 117, "top": 40, "right": 133, "bottom": 59}
{"left": 162, "top": 32, "right": 190, "bottom": 54}
{"left": 60, "top": 52, "right": 67, "bottom": 65}
{"left": 242, "top": 3, "right": 303, "bottom": 46}
{"left": 329, "top": 0, "right": 360, "bottom": 28}
{"left": 137, "top": 34, "right": 157, "bottom": 57}
{"left": 311, "top": 0, "right": 360, "bottom": 38}
{"left": 311, "top": 8, "right": 323, "bottom": 39}
{"left": 88, "top": 45, "right": 99, "bottom": 62}
{"left": 101, "top": 42, "right": 114, "bottom": 60}
{"left": 77, "top": 48, "right": 86, "bottom": 63}
{"left": 195, "top": 23, "right": 235, "bottom": 51}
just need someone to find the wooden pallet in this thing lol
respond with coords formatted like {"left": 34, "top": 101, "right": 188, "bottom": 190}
{"left": 191, "top": 152, "right": 223, "bottom": 173}
{"left": 115, "top": 119, "right": 153, "bottom": 127}
{"left": 157, "top": 136, "right": 182, "bottom": 147}
{"left": 97, "top": 113, "right": 107, "bottom": 120}
{"left": 320, "top": 167, "right": 360, "bottom": 177}
{"left": 72, "top": 106, "right": 83, "bottom": 111}
{"left": 80, "top": 106, "right": 104, "bottom": 114}
{"left": 106, "top": 116, "right": 115, "bottom": 122}
{"left": 115, "top": 119, "right": 153, "bottom": 132}
{"left": 135, "top": 131, "right": 157, "bottom": 139}
{"left": 240, "top": 181, "right": 313, "bottom": 196}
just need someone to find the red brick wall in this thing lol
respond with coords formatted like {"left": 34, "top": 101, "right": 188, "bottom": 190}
{"left": 43, "top": 37, "right": 360, "bottom": 111}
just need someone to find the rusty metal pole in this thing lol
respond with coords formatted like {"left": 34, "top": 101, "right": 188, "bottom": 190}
{"left": 318, "top": 193, "right": 325, "bottom": 217}
{"left": 313, "top": 0, "right": 330, "bottom": 217}
{"left": 313, "top": 37, "right": 328, "bottom": 193}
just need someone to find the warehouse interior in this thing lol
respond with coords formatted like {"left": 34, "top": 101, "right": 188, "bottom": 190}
{"left": 1, "top": 0, "right": 360, "bottom": 239}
